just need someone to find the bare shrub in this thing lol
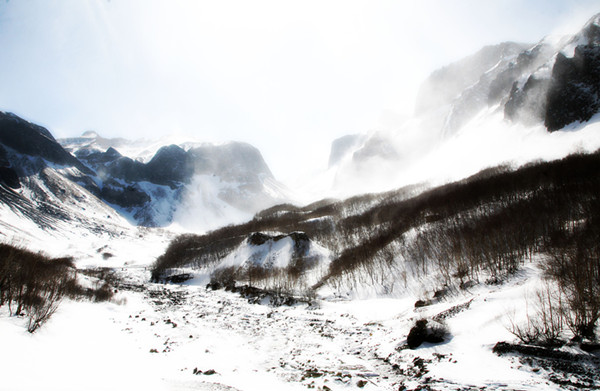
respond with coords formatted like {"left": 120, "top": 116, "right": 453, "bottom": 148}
{"left": 546, "top": 223, "right": 600, "bottom": 339}
{"left": 208, "top": 266, "right": 238, "bottom": 289}
{"left": 508, "top": 282, "right": 565, "bottom": 345}
{"left": 93, "top": 283, "right": 114, "bottom": 302}
{"left": 26, "top": 278, "right": 66, "bottom": 333}
{"left": 0, "top": 243, "right": 116, "bottom": 332}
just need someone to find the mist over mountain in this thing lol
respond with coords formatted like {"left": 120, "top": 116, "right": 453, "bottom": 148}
{"left": 326, "top": 13, "right": 600, "bottom": 197}
{"left": 3, "top": 13, "right": 600, "bottom": 236}
{"left": 61, "top": 131, "right": 289, "bottom": 228}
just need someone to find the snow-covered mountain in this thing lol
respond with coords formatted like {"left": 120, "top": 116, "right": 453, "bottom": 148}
{"left": 145, "top": 137, "right": 600, "bottom": 388}
{"left": 327, "top": 13, "right": 600, "bottom": 196}
{"left": 60, "top": 130, "right": 291, "bottom": 229}
{"left": 0, "top": 110, "right": 290, "bottom": 233}
{"left": 0, "top": 113, "right": 173, "bottom": 266}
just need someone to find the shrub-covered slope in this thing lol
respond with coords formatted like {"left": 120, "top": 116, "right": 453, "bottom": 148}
{"left": 154, "top": 151, "right": 600, "bottom": 306}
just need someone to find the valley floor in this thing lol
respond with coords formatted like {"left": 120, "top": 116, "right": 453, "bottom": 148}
{"left": 2, "top": 263, "right": 598, "bottom": 391}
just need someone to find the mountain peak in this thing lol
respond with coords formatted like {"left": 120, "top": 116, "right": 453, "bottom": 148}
{"left": 0, "top": 111, "right": 91, "bottom": 174}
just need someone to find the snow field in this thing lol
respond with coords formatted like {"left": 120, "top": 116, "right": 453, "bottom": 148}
{"left": 0, "top": 240, "right": 590, "bottom": 391}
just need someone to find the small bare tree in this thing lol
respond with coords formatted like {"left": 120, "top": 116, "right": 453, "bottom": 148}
{"left": 508, "top": 281, "right": 565, "bottom": 345}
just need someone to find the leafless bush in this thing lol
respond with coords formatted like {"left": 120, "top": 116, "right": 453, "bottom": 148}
{"left": 0, "top": 243, "right": 116, "bottom": 332}
{"left": 546, "top": 220, "right": 600, "bottom": 339}
{"left": 508, "top": 282, "right": 565, "bottom": 345}
{"left": 26, "top": 277, "right": 67, "bottom": 333}
{"left": 93, "top": 283, "right": 114, "bottom": 302}
{"left": 208, "top": 266, "right": 238, "bottom": 289}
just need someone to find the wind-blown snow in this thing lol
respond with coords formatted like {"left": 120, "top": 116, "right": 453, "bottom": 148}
{"left": 320, "top": 107, "right": 600, "bottom": 201}
{"left": 170, "top": 175, "right": 254, "bottom": 233}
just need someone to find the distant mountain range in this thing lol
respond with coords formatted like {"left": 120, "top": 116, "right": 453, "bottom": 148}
{"left": 0, "top": 111, "right": 290, "bottom": 233}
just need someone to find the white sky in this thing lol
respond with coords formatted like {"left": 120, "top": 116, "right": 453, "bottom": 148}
{"left": 0, "top": 0, "right": 598, "bottom": 182}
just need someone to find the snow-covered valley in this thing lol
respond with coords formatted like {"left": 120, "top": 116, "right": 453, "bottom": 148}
{"left": 3, "top": 257, "right": 598, "bottom": 391}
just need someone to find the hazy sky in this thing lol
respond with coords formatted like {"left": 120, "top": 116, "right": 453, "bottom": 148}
{"left": 0, "top": 0, "right": 598, "bottom": 181}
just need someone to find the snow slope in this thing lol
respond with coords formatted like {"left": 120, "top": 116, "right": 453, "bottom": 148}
{"left": 0, "top": 165, "right": 172, "bottom": 268}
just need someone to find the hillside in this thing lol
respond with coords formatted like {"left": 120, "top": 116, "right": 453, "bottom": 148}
{"left": 153, "top": 150, "right": 599, "bottom": 298}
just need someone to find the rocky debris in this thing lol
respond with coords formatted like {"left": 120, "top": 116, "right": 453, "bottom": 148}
{"left": 414, "top": 299, "right": 432, "bottom": 308}
{"left": 218, "top": 284, "right": 309, "bottom": 307}
{"left": 493, "top": 341, "right": 600, "bottom": 363}
{"left": 109, "top": 267, "right": 575, "bottom": 391}
{"left": 493, "top": 341, "right": 600, "bottom": 389}
{"left": 114, "top": 273, "right": 385, "bottom": 388}
{"left": 414, "top": 287, "right": 458, "bottom": 309}
{"left": 432, "top": 299, "right": 474, "bottom": 321}
{"left": 193, "top": 368, "right": 217, "bottom": 375}
{"left": 163, "top": 273, "right": 193, "bottom": 284}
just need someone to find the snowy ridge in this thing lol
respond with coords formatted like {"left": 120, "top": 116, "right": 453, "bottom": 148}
{"left": 158, "top": 231, "right": 331, "bottom": 295}
{"left": 559, "top": 12, "right": 600, "bottom": 57}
